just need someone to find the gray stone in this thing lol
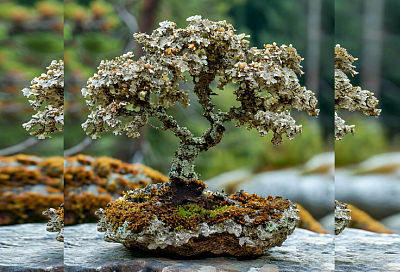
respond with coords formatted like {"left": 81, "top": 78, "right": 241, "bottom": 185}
{"left": 335, "top": 228, "right": 400, "bottom": 271}
{"left": 355, "top": 152, "right": 400, "bottom": 174}
{"left": 0, "top": 223, "right": 63, "bottom": 272}
{"left": 381, "top": 213, "right": 400, "bottom": 234}
{"left": 336, "top": 170, "right": 400, "bottom": 219}
{"left": 301, "top": 152, "right": 334, "bottom": 175}
{"left": 64, "top": 223, "right": 334, "bottom": 272}
{"left": 319, "top": 213, "right": 335, "bottom": 235}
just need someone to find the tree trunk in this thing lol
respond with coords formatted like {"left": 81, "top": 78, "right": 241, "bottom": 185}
{"left": 306, "top": 0, "right": 322, "bottom": 96}
{"left": 169, "top": 142, "right": 202, "bottom": 181}
{"left": 361, "top": 0, "right": 385, "bottom": 97}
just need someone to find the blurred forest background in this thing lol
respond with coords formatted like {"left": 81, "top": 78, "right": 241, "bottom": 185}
{"left": 0, "top": 0, "right": 63, "bottom": 157}
{"left": 335, "top": 0, "right": 400, "bottom": 165}
{"left": 0, "top": 1, "right": 398, "bottom": 173}
{"left": 64, "top": 0, "right": 334, "bottom": 179}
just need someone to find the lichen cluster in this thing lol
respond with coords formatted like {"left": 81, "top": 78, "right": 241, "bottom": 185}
{"left": 96, "top": 178, "right": 299, "bottom": 256}
{"left": 335, "top": 200, "right": 351, "bottom": 235}
{"left": 0, "top": 155, "right": 63, "bottom": 225}
{"left": 22, "top": 60, "right": 64, "bottom": 139}
{"left": 335, "top": 45, "right": 381, "bottom": 140}
{"left": 43, "top": 203, "right": 64, "bottom": 242}
{"left": 82, "top": 15, "right": 319, "bottom": 181}
{"left": 65, "top": 154, "right": 168, "bottom": 224}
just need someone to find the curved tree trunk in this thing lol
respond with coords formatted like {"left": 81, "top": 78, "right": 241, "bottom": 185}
{"left": 170, "top": 142, "right": 202, "bottom": 181}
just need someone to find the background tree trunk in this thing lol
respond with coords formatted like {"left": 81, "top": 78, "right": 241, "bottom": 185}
{"left": 306, "top": 0, "right": 322, "bottom": 96}
{"left": 361, "top": 0, "right": 385, "bottom": 97}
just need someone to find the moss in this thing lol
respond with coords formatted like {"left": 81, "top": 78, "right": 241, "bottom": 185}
{"left": 208, "top": 205, "right": 232, "bottom": 217}
{"left": 64, "top": 154, "right": 168, "bottom": 225}
{"left": 177, "top": 204, "right": 206, "bottom": 218}
{"left": 176, "top": 204, "right": 233, "bottom": 220}
{"left": 0, "top": 155, "right": 63, "bottom": 225}
{"left": 127, "top": 192, "right": 152, "bottom": 203}
{"left": 103, "top": 179, "right": 291, "bottom": 234}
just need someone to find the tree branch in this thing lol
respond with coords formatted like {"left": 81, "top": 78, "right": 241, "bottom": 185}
{"left": 64, "top": 137, "right": 93, "bottom": 156}
{"left": 0, "top": 137, "right": 39, "bottom": 156}
{"left": 152, "top": 106, "right": 193, "bottom": 142}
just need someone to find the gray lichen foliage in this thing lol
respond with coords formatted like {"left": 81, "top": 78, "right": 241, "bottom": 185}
{"left": 22, "top": 60, "right": 64, "bottom": 139}
{"left": 82, "top": 16, "right": 319, "bottom": 180}
{"left": 335, "top": 45, "right": 381, "bottom": 140}
{"left": 42, "top": 206, "right": 64, "bottom": 242}
{"left": 335, "top": 200, "right": 351, "bottom": 235}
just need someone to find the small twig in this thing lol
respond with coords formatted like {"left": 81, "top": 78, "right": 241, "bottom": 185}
{"left": 148, "top": 123, "right": 167, "bottom": 131}
{"left": 0, "top": 137, "right": 39, "bottom": 156}
{"left": 64, "top": 137, "right": 93, "bottom": 156}
{"left": 114, "top": 1, "right": 140, "bottom": 52}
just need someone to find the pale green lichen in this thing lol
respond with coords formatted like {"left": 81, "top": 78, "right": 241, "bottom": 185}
{"left": 22, "top": 60, "right": 64, "bottom": 139}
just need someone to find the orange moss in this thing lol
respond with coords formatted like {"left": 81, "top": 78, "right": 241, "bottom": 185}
{"left": 140, "top": 164, "right": 169, "bottom": 183}
{"left": 0, "top": 155, "right": 63, "bottom": 189}
{"left": 0, "top": 155, "right": 63, "bottom": 225}
{"left": 64, "top": 154, "right": 169, "bottom": 225}
{"left": 39, "top": 156, "right": 63, "bottom": 177}
{"left": 0, "top": 191, "right": 63, "bottom": 224}
{"left": 55, "top": 203, "right": 64, "bottom": 221}
{"left": 65, "top": 191, "right": 112, "bottom": 225}
{"left": 104, "top": 180, "right": 291, "bottom": 233}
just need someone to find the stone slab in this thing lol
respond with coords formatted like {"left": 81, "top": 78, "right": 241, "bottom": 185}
{"left": 0, "top": 223, "right": 63, "bottom": 272}
{"left": 64, "top": 223, "right": 334, "bottom": 272}
{"left": 335, "top": 228, "right": 400, "bottom": 271}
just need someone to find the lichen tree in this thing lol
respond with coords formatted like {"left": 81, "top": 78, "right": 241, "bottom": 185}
{"left": 334, "top": 45, "right": 381, "bottom": 140}
{"left": 82, "top": 16, "right": 319, "bottom": 182}
{"left": 22, "top": 60, "right": 64, "bottom": 139}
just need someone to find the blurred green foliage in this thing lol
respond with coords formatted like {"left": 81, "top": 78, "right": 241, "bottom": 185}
{"left": 0, "top": 0, "right": 331, "bottom": 175}
{"left": 63, "top": 0, "right": 330, "bottom": 178}
{"left": 335, "top": 112, "right": 389, "bottom": 166}
{"left": 0, "top": 0, "right": 63, "bottom": 155}
{"left": 336, "top": 0, "right": 400, "bottom": 149}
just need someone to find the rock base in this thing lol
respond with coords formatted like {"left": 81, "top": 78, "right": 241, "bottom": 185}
{"left": 96, "top": 178, "right": 299, "bottom": 256}
{"left": 64, "top": 224, "right": 334, "bottom": 272}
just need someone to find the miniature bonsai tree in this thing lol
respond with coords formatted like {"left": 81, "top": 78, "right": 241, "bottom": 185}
{"left": 22, "top": 60, "right": 64, "bottom": 139}
{"left": 82, "top": 15, "right": 319, "bottom": 183}
{"left": 82, "top": 16, "right": 319, "bottom": 256}
{"left": 334, "top": 45, "right": 381, "bottom": 140}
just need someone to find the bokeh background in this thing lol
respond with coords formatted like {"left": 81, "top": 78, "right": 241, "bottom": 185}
{"left": 0, "top": 0, "right": 336, "bottom": 231}
{"left": 0, "top": 0, "right": 63, "bottom": 156}
{"left": 65, "top": 0, "right": 334, "bottom": 177}
{"left": 0, "top": 0, "right": 63, "bottom": 225}
{"left": 63, "top": 0, "right": 335, "bottom": 230}
{"left": 335, "top": 0, "right": 400, "bottom": 234}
